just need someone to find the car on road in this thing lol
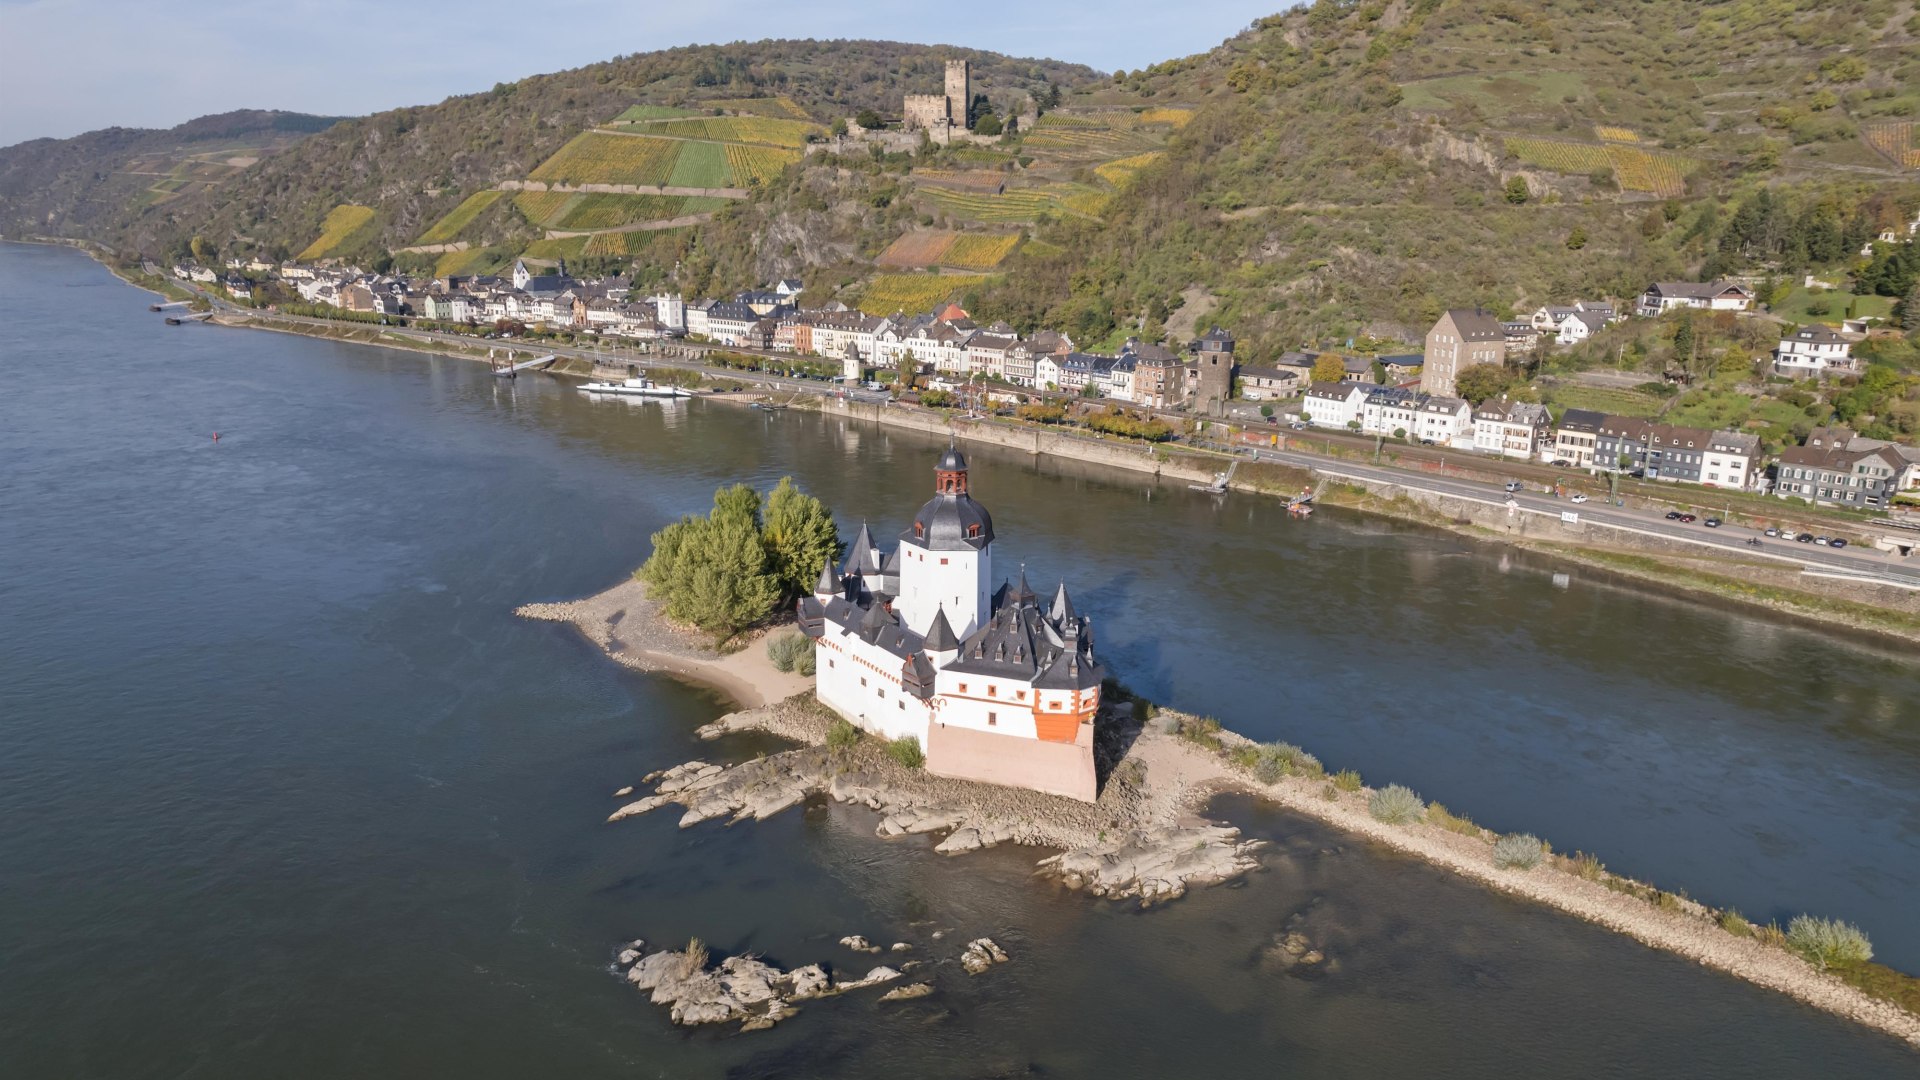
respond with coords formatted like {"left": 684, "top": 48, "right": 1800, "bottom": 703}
{"left": 1814, "top": 536, "right": 1830, "bottom": 546}
{"left": 1505, "top": 481, "right": 1523, "bottom": 493}
{"left": 1420, "top": 438, "right": 1435, "bottom": 445}
{"left": 1289, "top": 421, "right": 1306, "bottom": 430}
{"left": 1551, "top": 459, "right": 1572, "bottom": 467}
{"left": 1832, "top": 538, "right": 1849, "bottom": 549}
{"left": 1569, "top": 493, "right": 1589, "bottom": 504}
{"left": 1764, "top": 527, "right": 1780, "bottom": 537}
{"left": 1665, "top": 511, "right": 1683, "bottom": 520}
{"left": 1678, "top": 513, "right": 1697, "bottom": 523}
{"left": 1796, "top": 533, "right": 1815, "bottom": 543}
{"left": 1704, "top": 518, "right": 1722, "bottom": 528}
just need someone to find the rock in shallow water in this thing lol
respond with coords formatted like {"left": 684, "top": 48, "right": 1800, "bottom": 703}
{"left": 960, "top": 938, "right": 1009, "bottom": 975}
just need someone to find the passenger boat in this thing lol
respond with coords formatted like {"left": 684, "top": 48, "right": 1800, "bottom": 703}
{"left": 578, "top": 377, "right": 692, "bottom": 399}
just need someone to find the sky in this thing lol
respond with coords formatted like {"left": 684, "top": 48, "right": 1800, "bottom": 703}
{"left": 0, "top": 0, "right": 1287, "bottom": 147}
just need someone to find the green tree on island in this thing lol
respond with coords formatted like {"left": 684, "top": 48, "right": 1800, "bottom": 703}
{"left": 637, "top": 479, "right": 843, "bottom": 642}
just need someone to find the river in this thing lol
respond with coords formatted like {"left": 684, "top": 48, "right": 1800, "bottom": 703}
{"left": 1, "top": 242, "right": 1915, "bottom": 1076}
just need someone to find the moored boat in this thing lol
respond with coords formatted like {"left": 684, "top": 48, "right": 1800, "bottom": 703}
{"left": 578, "top": 377, "right": 692, "bottom": 399}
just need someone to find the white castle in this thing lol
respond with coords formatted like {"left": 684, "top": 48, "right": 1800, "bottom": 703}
{"left": 798, "top": 446, "right": 1102, "bottom": 801}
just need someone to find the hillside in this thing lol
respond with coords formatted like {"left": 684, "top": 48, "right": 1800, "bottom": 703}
{"left": 11, "top": 6, "right": 1920, "bottom": 358}
{"left": 976, "top": 0, "right": 1920, "bottom": 349}
{"left": 0, "top": 110, "right": 341, "bottom": 242}
{"left": 45, "top": 41, "right": 1095, "bottom": 267}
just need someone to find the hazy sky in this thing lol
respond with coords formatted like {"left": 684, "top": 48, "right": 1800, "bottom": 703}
{"left": 0, "top": 0, "right": 1285, "bottom": 147}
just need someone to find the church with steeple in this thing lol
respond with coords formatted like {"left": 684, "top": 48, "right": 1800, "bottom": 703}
{"left": 797, "top": 445, "right": 1103, "bottom": 802}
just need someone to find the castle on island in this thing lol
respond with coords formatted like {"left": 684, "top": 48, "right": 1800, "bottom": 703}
{"left": 798, "top": 446, "right": 1103, "bottom": 801}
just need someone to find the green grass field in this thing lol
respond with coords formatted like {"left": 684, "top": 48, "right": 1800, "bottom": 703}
{"left": 614, "top": 104, "right": 699, "bottom": 122}
{"left": 1771, "top": 286, "right": 1896, "bottom": 325}
{"left": 1400, "top": 70, "right": 1590, "bottom": 113}
{"left": 668, "top": 141, "right": 730, "bottom": 187}
{"left": 1544, "top": 384, "right": 1667, "bottom": 417}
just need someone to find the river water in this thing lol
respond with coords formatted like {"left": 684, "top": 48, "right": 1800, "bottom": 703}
{"left": 1, "top": 243, "right": 1915, "bottom": 1076}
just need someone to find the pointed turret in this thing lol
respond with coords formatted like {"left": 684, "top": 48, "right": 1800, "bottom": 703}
{"left": 1011, "top": 567, "right": 1036, "bottom": 606}
{"left": 924, "top": 605, "right": 959, "bottom": 654}
{"left": 843, "top": 523, "right": 876, "bottom": 576}
{"left": 1051, "top": 581, "right": 1076, "bottom": 624}
{"left": 814, "top": 559, "right": 838, "bottom": 600}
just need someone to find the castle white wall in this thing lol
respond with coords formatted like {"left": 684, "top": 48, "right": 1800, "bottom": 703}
{"left": 895, "top": 540, "right": 992, "bottom": 639}
{"left": 815, "top": 631, "right": 932, "bottom": 745}
{"left": 930, "top": 669, "right": 1040, "bottom": 739}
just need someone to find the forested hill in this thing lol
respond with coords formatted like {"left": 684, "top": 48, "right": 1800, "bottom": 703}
{"left": 979, "top": 0, "right": 1920, "bottom": 350}
{"left": 10, "top": 40, "right": 1095, "bottom": 260}
{"left": 0, "top": 111, "right": 342, "bottom": 242}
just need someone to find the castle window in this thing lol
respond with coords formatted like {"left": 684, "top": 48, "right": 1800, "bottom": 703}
{"left": 828, "top": 659, "right": 835, "bottom": 668}
{"left": 958, "top": 683, "right": 968, "bottom": 694}
{"left": 1016, "top": 690, "right": 1026, "bottom": 701}
{"left": 967, "top": 524, "right": 981, "bottom": 537}
{"left": 988, "top": 685, "right": 997, "bottom": 697}
{"left": 940, "top": 558, "right": 949, "bottom": 566}
{"left": 860, "top": 677, "right": 867, "bottom": 687}
{"left": 988, "top": 713, "right": 997, "bottom": 726}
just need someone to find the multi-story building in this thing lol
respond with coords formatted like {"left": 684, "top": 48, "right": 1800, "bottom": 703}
{"left": 1422, "top": 309, "right": 1505, "bottom": 398}
{"left": 1773, "top": 324, "right": 1854, "bottom": 378}
{"left": 1413, "top": 396, "right": 1473, "bottom": 447}
{"left": 1361, "top": 386, "right": 1421, "bottom": 438}
{"left": 1774, "top": 443, "right": 1909, "bottom": 508}
{"left": 1548, "top": 408, "right": 1605, "bottom": 467}
{"left": 1472, "top": 399, "right": 1551, "bottom": 459}
{"left": 1302, "top": 382, "right": 1369, "bottom": 429}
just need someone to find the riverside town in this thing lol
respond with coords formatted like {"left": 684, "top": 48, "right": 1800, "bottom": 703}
{"left": 10, "top": 2, "right": 1920, "bottom": 1075}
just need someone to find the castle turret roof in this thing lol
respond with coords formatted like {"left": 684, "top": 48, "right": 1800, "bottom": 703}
{"left": 1051, "top": 581, "right": 1076, "bottom": 624}
{"left": 843, "top": 523, "right": 876, "bottom": 575}
{"left": 815, "top": 559, "right": 838, "bottom": 595}
{"left": 924, "top": 606, "right": 959, "bottom": 652}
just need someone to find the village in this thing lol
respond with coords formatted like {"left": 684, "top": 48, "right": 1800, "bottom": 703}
{"left": 167, "top": 241, "right": 1920, "bottom": 521}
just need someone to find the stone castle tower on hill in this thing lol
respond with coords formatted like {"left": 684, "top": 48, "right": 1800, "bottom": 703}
{"left": 903, "top": 59, "right": 972, "bottom": 144}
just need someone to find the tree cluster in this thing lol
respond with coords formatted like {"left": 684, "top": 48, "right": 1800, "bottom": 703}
{"left": 637, "top": 479, "right": 843, "bottom": 641}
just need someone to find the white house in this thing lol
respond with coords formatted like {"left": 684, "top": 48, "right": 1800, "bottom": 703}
{"left": 1413, "top": 396, "right": 1473, "bottom": 448}
{"left": 1701, "top": 432, "right": 1762, "bottom": 490}
{"left": 1556, "top": 309, "right": 1607, "bottom": 346}
{"left": 1636, "top": 281, "right": 1753, "bottom": 317}
{"left": 1773, "top": 324, "right": 1854, "bottom": 378}
{"left": 1302, "top": 381, "right": 1369, "bottom": 429}
{"left": 1361, "top": 387, "right": 1422, "bottom": 438}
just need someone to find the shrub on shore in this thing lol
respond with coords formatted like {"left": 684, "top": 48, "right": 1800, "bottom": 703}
{"left": 1787, "top": 915, "right": 1873, "bottom": 969}
{"left": 886, "top": 735, "right": 925, "bottom": 770}
{"left": 766, "top": 634, "right": 809, "bottom": 671}
{"left": 1492, "top": 833, "right": 1545, "bottom": 870}
{"left": 1176, "top": 715, "right": 1223, "bottom": 750}
{"left": 1719, "top": 909, "right": 1753, "bottom": 937}
{"left": 1426, "top": 801, "right": 1481, "bottom": 838}
{"left": 794, "top": 645, "right": 816, "bottom": 676}
{"left": 826, "top": 717, "right": 861, "bottom": 752}
{"left": 1332, "top": 769, "right": 1362, "bottom": 792}
{"left": 1368, "top": 784, "right": 1425, "bottom": 825}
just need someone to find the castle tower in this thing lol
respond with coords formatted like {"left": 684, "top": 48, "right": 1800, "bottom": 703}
{"left": 895, "top": 443, "right": 994, "bottom": 638}
{"left": 944, "top": 59, "right": 972, "bottom": 128}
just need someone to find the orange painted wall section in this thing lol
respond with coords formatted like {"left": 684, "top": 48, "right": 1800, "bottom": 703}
{"left": 1032, "top": 710, "right": 1083, "bottom": 743}
{"left": 925, "top": 720, "right": 1097, "bottom": 802}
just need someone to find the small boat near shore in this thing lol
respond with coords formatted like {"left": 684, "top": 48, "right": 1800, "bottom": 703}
{"left": 579, "top": 377, "right": 692, "bottom": 399}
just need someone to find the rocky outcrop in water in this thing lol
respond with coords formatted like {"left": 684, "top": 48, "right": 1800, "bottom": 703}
{"left": 1036, "top": 824, "right": 1264, "bottom": 905}
{"left": 607, "top": 744, "right": 1265, "bottom": 906}
{"left": 615, "top": 936, "right": 1003, "bottom": 1033}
